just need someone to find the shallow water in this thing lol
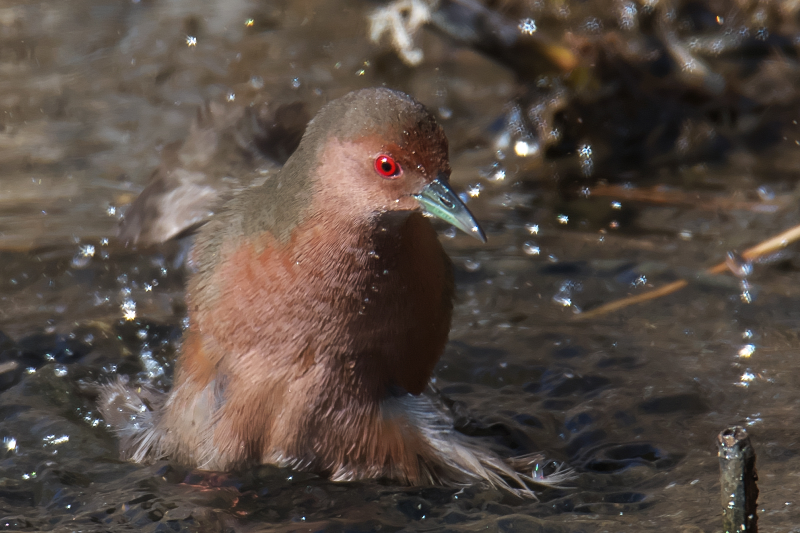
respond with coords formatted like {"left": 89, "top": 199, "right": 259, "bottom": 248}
{"left": 2, "top": 0, "right": 800, "bottom": 530}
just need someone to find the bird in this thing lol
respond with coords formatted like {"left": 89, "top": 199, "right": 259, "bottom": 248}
{"left": 100, "top": 88, "right": 568, "bottom": 496}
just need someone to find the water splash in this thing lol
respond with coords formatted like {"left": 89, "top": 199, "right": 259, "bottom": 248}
{"left": 514, "top": 138, "right": 539, "bottom": 157}
{"left": 522, "top": 242, "right": 540, "bottom": 256}
{"left": 552, "top": 281, "right": 582, "bottom": 312}
{"left": 121, "top": 299, "right": 137, "bottom": 321}
{"left": 738, "top": 344, "right": 755, "bottom": 358}
{"left": 618, "top": 2, "right": 637, "bottom": 30}
{"left": 467, "top": 183, "right": 483, "bottom": 198}
{"left": 577, "top": 143, "right": 594, "bottom": 177}
{"left": 518, "top": 18, "right": 537, "bottom": 34}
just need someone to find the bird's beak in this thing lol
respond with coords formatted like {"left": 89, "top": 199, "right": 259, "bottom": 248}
{"left": 413, "top": 175, "right": 487, "bottom": 243}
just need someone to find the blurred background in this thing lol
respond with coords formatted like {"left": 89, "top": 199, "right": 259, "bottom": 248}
{"left": 1, "top": 0, "right": 800, "bottom": 530}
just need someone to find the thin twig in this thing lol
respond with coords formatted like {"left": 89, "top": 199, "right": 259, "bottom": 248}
{"left": 576, "top": 222, "right": 800, "bottom": 320}
{"left": 589, "top": 183, "right": 788, "bottom": 213}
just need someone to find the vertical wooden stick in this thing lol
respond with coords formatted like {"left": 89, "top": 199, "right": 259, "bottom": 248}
{"left": 718, "top": 426, "right": 759, "bottom": 533}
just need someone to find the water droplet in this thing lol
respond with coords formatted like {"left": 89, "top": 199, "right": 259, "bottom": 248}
{"left": 525, "top": 223, "right": 539, "bottom": 235}
{"left": 106, "top": 206, "right": 116, "bottom": 216}
{"left": 250, "top": 76, "right": 264, "bottom": 89}
{"left": 291, "top": 77, "right": 301, "bottom": 89}
{"left": 584, "top": 17, "right": 602, "bottom": 33}
{"left": 121, "top": 299, "right": 137, "bottom": 321}
{"left": 140, "top": 348, "right": 165, "bottom": 379}
{"left": 611, "top": 201, "right": 622, "bottom": 210}
{"left": 577, "top": 143, "right": 594, "bottom": 176}
{"left": 518, "top": 18, "right": 537, "bottom": 34}
{"left": 618, "top": 2, "right": 637, "bottom": 29}
{"left": 745, "top": 414, "right": 762, "bottom": 426}
{"left": 4, "top": 437, "right": 16, "bottom": 452}
{"left": 442, "top": 227, "right": 457, "bottom": 239}
{"left": 738, "top": 371, "right": 755, "bottom": 386}
{"left": 552, "top": 280, "right": 581, "bottom": 307}
{"left": 185, "top": 35, "right": 197, "bottom": 47}
{"left": 514, "top": 138, "right": 539, "bottom": 157}
{"left": 740, "top": 289, "right": 752, "bottom": 304}
{"left": 553, "top": 294, "right": 571, "bottom": 307}
{"left": 756, "top": 185, "right": 774, "bottom": 201}
{"left": 53, "top": 366, "right": 68, "bottom": 378}
{"left": 557, "top": 214, "right": 569, "bottom": 224}
{"left": 738, "top": 344, "right": 755, "bottom": 358}
{"left": 71, "top": 244, "right": 95, "bottom": 268}
{"left": 522, "top": 242, "right": 540, "bottom": 256}
{"left": 463, "top": 259, "right": 481, "bottom": 272}
{"left": 467, "top": 183, "right": 483, "bottom": 198}
{"left": 226, "top": 92, "right": 236, "bottom": 102}
{"left": 726, "top": 252, "right": 752, "bottom": 278}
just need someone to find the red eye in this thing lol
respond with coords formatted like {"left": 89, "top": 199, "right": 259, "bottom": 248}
{"left": 374, "top": 155, "right": 401, "bottom": 178}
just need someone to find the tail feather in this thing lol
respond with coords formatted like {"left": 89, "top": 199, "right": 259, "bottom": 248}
{"left": 391, "top": 392, "right": 575, "bottom": 498}
{"left": 97, "top": 376, "right": 166, "bottom": 463}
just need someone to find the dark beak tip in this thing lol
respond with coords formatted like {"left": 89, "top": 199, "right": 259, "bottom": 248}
{"left": 416, "top": 177, "right": 487, "bottom": 243}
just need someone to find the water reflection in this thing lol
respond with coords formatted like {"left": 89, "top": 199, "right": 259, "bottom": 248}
{"left": 1, "top": 0, "right": 800, "bottom": 530}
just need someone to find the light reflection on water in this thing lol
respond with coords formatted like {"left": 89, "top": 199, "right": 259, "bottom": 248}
{"left": 1, "top": 0, "right": 800, "bottom": 531}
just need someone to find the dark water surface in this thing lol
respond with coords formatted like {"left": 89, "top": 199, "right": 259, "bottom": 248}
{"left": 2, "top": 0, "right": 800, "bottom": 530}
